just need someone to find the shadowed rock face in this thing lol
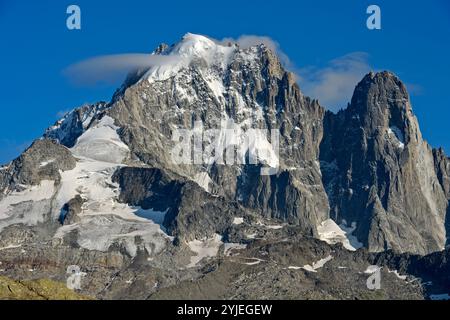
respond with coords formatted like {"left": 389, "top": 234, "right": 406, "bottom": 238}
{"left": 111, "top": 166, "right": 252, "bottom": 242}
{"left": 433, "top": 148, "right": 450, "bottom": 245}
{"left": 60, "top": 195, "right": 84, "bottom": 225}
{"left": 320, "top": 72, "right": 448, "bottom": 255}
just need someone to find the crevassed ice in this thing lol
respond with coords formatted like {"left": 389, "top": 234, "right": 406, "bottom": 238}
{"left": 71, "top": 115, "right": 129, "bottom": 163}
{"left": 55, "top": 215, "right": 170, "bottom": 257}
{"left": 201, "top": 115, "right": 279, "bottom": 169}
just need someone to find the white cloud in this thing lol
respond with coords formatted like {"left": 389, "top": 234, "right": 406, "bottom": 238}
{"left": 64, "top": 54, "right": 183, "bottom": 86}
{"left": 405, "top": 83, "right": 424, "bottom": 96}
{"left": 297, "top": 52, "right": 372, "bottom": 112}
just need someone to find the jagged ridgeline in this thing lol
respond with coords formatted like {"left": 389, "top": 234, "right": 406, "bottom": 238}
{"left": 0, "top": 33, "right": 448, "bottom": 300}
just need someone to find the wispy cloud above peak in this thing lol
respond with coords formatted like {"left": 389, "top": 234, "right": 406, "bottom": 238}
{"left": 63, "top": 34, "right": 294, "bottom": 87}
{"left": 296, "top": 52, "right": 372, "bottom": 112}
{"left": 63, "top": 54, "right": 182, "bottom": 86}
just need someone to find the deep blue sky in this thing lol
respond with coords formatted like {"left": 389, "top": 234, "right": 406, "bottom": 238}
{"left": 0, "top": 0, "right": 449, "bottom": 163}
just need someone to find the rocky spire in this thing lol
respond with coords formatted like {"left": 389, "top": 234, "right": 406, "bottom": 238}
{"left": 321, "top": 71, "right": 448, "bottom": 254}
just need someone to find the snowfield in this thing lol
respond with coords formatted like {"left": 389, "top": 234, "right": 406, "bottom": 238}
{"left": 71, "top": 116, "right": 129, "bottom": 163}
{"left": 52, "top": 116, "right": 174, "bottom": 257}
{"left": 0, "top": 180, "right": 56, "bottom": 231}
{"left": 1, "top": 114, "right": 174, "bottom": 258}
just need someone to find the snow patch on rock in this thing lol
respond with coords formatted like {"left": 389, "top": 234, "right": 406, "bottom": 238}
{"left": 317, "top": 219, "right": 363, "bottom": 251}
{"left": 187, "top": 234, "right": 223, "bottom": 268}
{"left": 388, "top": 269, "right": 407, "bottom": 280}
{"left": 301, "top": 255, "right": 333, "bottom": 272}
{"left": 194, "top": 172, "right": 213, "bottom": 192}
{"left": 388, "top": 126, "right": 405, "bottom": 149}
{"left": 364, "top": 265, "right": 381, "bottom": 274}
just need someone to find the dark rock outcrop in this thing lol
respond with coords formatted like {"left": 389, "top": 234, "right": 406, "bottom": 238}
{"left": 112, "top": 166, "right": 249, "bottom": 242}
{"left": 60, "top": 195, "right": 85, "bottom": 225}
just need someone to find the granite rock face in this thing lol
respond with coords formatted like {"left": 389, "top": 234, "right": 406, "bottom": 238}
{"left": 105, "top": 35, "right": 329, "bottom": 236}
{"left": 320, "top": 72, "right": 448, "bottom": 255}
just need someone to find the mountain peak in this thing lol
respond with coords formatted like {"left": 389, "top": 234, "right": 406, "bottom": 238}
{"left": 350, "top": 70, "right": 411, "bottom": 120}
{"left": 142, "top": 33, "right": 237, "bottom": 82}
{"left": 170, "top": 33, "right": 227, "bottom": 57}
{"left": 356, "top": 71, "right": 408, "bottom": 99}
{"left": 141, "top": 33, "right": 283, "bottom": 84}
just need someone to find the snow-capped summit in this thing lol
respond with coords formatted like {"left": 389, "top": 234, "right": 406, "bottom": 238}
{"left": 170, "top": 33, "right": 233, "bottom": 58}
{"left": 144, "top": 33, "right": 237, "bottom": 81}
